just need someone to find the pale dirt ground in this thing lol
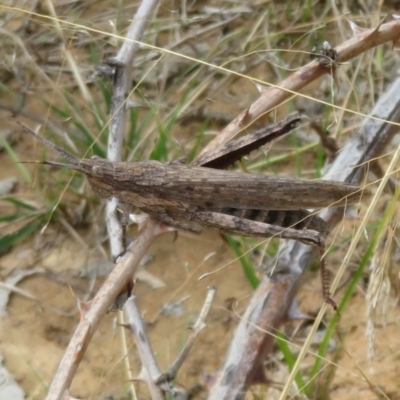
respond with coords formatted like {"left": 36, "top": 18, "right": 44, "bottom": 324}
{"left": 1, "top": 1, "right": 400, "bottom": 400}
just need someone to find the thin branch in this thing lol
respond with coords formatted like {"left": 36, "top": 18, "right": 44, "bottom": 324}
{"left": 124, "top": 287, "right": 216, "bottom": 397}
{"left": 159, "top": 286, "right": 217, "bottom": 383}
{"left": 196, "top": 16, "right": 400, "bottom": 159}
{"left": 124, "top": 296, "right": 164, "bottom": 400}
{"left": 105, "top": 0, "right": 160, "bottom": 258}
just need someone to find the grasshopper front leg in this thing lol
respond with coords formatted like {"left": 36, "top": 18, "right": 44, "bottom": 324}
{"left": 152, "top": 212, "right": 202, "bottom": 234}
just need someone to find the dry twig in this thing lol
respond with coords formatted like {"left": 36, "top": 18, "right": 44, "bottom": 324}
{"left": 197, "top": 16, "right": 400, "bottom": 157}
{"left": 123, "top": 286, "right": 216, "bottom": 397}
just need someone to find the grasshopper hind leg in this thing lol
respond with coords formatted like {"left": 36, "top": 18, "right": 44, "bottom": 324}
{"left": 188, "top": 210, "right": 337, "bottom": 310}
{"left": 316, "top": 237, "right": 338, "bottom": 311}
{"left": 189, "top": 211, "right": 323, "bottom": 244}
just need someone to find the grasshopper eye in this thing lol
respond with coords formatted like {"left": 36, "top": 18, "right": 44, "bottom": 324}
{"left": 92, "top": 164, "right": 104, "bottom": 176}
{"left": 91, "top": 155, "right": 100, "bottom": 160}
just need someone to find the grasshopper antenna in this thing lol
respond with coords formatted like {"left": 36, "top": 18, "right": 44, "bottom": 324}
{"left": 12, "top": 118, "right": 79, "bottom": 166}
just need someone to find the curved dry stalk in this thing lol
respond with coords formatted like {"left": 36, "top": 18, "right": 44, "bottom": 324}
{"left": 207, "top": 73, "right": 400, "bottom": 400}
{"left": 196, "top": 16, "right": 400, "bottom": 159}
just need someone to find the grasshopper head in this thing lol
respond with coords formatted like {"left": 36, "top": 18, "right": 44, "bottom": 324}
{"left": 79, "top": 157, "right": 115, "bottom": 200}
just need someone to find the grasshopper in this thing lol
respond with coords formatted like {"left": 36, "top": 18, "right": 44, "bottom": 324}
{"left": 15, "top": 114, "right": 369, "bottom": 308}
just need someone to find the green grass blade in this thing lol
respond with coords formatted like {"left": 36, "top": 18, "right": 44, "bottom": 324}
{"left": 224, "top": 234, "right": 259, "bottom": 289}
{"left": 0, "top": 136, "right": 31, "bottom": 183}
{"left": 276, "top": 331, "right": 307, "bottom": 391}
{"left": 0, "top": 220, "right": 41, "bottom": 253}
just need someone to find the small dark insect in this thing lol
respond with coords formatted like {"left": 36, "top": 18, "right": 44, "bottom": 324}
{"left": 311, "top": 41, "right": 339, "bottom": 68}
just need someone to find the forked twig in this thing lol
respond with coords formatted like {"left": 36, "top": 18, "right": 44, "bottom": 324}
{"left": 157, "top": 286, "right": 216, "bottom": 383}
{"left": 123, "top": 287, "right": 216, "bottom": 396}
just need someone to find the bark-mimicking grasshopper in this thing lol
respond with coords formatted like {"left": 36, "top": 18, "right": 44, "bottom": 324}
{"left": 15, "top": 114, "right": 369, "bottom": 309}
